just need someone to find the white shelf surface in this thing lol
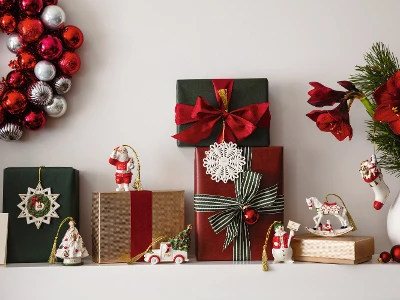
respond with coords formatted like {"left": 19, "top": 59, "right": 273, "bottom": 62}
{"left": 0, "top": 255, "right": 398, "bottom": 300}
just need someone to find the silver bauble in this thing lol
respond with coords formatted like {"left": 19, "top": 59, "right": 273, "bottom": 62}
{"left": 53, "top": 75, "right": 72, "bottom": 94}
{"left": 40, "top": 5, "right": 66, "bottom": 30}
{"left": 44, "top": 95, "right": 67, "bottom": 118}
{"left": 0, "top": 122, "right": 23, "bottom": 141}
{"left": 28, "top": 81, "right": 54, "bottom": 106}
{"left": 34, "top": 60, "right": 56, "bottom": 81}
{"left": 7, "top": 34, "right": 23, "bottom": 53}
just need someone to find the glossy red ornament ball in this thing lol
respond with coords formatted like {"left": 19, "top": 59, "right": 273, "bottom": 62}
{"left": 0, "top": 13, "right": 16, "bottom": 33}
{"left": 37, "top": 35, "right": 63, "bottom": 60}
{"left": 6, "top": 71, "right": 25, "bottom": 88}
{"left": 61, "top": 25, "right": 84, "bottom": 50}
{"left": 391, "top": 245, "right": 400, "bottom": 263}
{"left": 0, "top": 0, "right": 16, "bottom": 10}
{"left": 243, "top": 207, "right": 259, "bottom": 225}
{"left": 1, "top": 90, "right": 27, "bottom": 115}
{"left": 18, "top": 18, "right": 44, "bottom": 43}
{"left": 43, "top": 0, "right": 56, "bottom": 5}
{"left": 19, "top": 0, "right": 43, "bottom": 15}
{"left": 0, "top": 106, "right": 5, "bottom": 125}
{"left": 18, "top": 51, "right": 37, "bottom": 69}
{"left": 58, "top": 51, "right": 81, "bottom": 75}
{"left": 379, "top": 251, "right": 392, "bottom": 263}
{"left": 23, "top": 108, "right": 46, "bottom": 130}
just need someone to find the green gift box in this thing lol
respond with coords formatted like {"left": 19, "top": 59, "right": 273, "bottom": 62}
{"left": 174, "top": 78, "right": 270, "bottom": 147}
{"left": 2, "top": 167, "right": 79, "bottom": 263}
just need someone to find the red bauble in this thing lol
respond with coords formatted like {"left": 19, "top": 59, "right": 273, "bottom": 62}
{"left": 0, "top": 13, "right": 16, "bottom": 33}
{"left": 0, "top": 0, "right": 16, "bottom": 10}
{"left": 17, "top": 17, "right": 44, "bottom": 43}
{"left": 58, "top": 51, "right": 81, "bottom": 75}
{"left": 61, "top": 25, "right": 84, "bottom": 50}
{"left": 0, "top": 106, "right": 5, "bottom": 124}
{"left": 19, "top": 0, "right": 43, "bottom": 15}
{"left": 379, "top": 251, "right": 392, "bottom": 263}
{"left": 390, "top": 245, "right": 400, "bottom": 263}
{"left": 43, "top": 0, "right": 56, "bottom": 5}
{"left": 18, "top": 51, "right": 37, "bottom": 69}
{"left": 37, "top": 35, "right": 63, "bottom": 60}
{"left": 2, "top": 90, "right": 27, "bottom": 115}
{"left": 6, "top": 70, "right": 25, "bottom": 88}
{"left": 23, "top": 108, "right": 46, "bottom": 130}
{"left": 243, "top": 207, "right": 259, "bottom": 225}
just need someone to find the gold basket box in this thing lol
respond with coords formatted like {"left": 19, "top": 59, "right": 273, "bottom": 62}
{"left": 91, "top": 190, "right": 184, "bottom": 264}
{"left": 291, "top": 234, "right": 374, "bottom": 265}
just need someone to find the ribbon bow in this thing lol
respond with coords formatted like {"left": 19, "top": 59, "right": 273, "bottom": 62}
{"left": 194, "top": 171, "right": 284, "bottom": 261}
{"left": 173, "top": 79, "right": 271, "bottom": 144}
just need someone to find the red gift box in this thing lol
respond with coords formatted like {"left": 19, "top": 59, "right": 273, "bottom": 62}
{"left": 194, "top": 146, "right": 284, "bottom": 261}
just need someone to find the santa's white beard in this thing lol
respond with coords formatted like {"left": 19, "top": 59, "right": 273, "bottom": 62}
{"left": 117, "top": 153, "right": 128, "bottom": 162}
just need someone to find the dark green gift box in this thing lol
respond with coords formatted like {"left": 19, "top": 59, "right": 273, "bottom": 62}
{"left": 3, "top": 167, "right": 79, "bottom": 263}
{"left": 175, "top": 78, "right": 270, "bottom": 147}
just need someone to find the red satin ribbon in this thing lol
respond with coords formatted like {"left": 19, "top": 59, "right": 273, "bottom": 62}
{"left": 173, "top": 79, "right": 271, "bottom": 144}
{"left": 130, "top": 190, "right": 152, "bottom": 262}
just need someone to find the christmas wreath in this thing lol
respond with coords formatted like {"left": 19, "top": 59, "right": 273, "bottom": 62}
{"left": 0, "top": 0, "right": 83, "bottom": 141}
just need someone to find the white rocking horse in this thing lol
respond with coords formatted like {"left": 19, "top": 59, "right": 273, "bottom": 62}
{"left": 305, "top": 194, "right": 356, "bottom": 237}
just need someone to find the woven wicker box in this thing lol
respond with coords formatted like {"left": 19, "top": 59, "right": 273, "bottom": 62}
{"left": 291, "top": 234, "right": 374, "bottom": 265}
{"left": 91, "top": 190, "right": 184, "bottom": 264}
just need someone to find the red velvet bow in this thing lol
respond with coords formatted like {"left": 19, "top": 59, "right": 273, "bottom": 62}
{"left": 172, "top": 79, "right": 271, "bottom": 144}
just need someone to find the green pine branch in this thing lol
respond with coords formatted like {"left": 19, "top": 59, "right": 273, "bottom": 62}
{"left": 350, "top": 42, "right": 400, "bottom": 176}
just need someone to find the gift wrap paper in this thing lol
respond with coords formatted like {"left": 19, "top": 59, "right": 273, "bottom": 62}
{"left": 91, "top": 190, "right": 184, "bottom": 264}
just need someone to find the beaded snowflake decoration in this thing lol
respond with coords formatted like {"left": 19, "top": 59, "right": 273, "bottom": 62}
{"left": 203, "top": 142, "right": 246, "bottom": 183}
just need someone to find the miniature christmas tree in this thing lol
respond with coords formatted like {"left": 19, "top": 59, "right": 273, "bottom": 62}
{"left": 168, "top": 224, "right": 192, "bottom": 252}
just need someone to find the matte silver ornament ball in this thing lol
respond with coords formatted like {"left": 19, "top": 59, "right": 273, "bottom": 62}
{"left": 28, "top": 81, "right": 54, "bottom": 106}
{"left": 53, "top": 76, "right": 72, "bottom": 94}
{"left": 41, "top": 5, "right": 66, "bottom": 30}
{"left": 0, "top": 122, "right": 23, "bottom": 141}
{"left": 44, "top": 95, "right": 67, "bottom": 118}
{"left": 34, "top": 60, "right": 56, "bottom": 81}
{"left": 7, "top": 34, "right": 23, "bottom": 53}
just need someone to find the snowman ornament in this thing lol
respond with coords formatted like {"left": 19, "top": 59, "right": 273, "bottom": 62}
{"left": 272, "top": 222, "right": 295, "bottom": 263}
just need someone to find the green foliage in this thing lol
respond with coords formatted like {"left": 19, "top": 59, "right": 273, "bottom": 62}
{"left": 168, "top": 226, "right": 191, "bottom": 252}
{"left": 350, "top": 42, "right": 400, "bottom": 176}
{"left": 350, "top": 42, "right": 399, "bottom": 101}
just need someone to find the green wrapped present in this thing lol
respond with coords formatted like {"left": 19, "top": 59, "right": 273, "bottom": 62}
{"left": 173, "top": 78, "right": 270, "bottom": 147}
{"left": 2, "top": 167, "right": 79, "bottom": 263}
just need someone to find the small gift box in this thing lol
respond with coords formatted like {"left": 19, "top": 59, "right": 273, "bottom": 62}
{"left": 291, "top": 234, "right": 374, "bottom": 264}
{"left": 194, "top": 146, "right": 284, "bottom": 261}
{"left": 3, "top": 167, "right": 79, "bottom": 263}
{"left": 173, "top": 78, "right": 270, "bottom": 147}
{"left": 91, "top": 190, "right": 184, "bottom": 264}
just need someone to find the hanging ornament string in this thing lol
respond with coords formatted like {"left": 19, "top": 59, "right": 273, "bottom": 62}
{"left": 325, "top": 194, "right": 357, "bottom": 231}
{"left": 38, "top": 165, "right": 45, "bottom": 184}
{"left": 217, "top": 88, "right": 229, "bottom": 142}
{"left": 48, "top": 216, "right": 74, "bottom": 264}
{"left": 262, "top": 221, "right": 281, "bottom": 272}
{"left": 127, "top": 235, "right": 169, "bottom": 265}
{"left": 121, "top": 144, "right": 143, "bottom": 191}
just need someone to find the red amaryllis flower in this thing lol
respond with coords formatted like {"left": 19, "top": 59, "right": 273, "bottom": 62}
{"left": 373, "top": 71, "right": 400, "bottom": 134}
{"left": 307, "top": 100, "right": 353, "bottom": 141}
{"left": 308, "top": 82, "right": 346, "bottom": 107}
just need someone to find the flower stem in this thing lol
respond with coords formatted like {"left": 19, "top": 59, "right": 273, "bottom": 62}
{"left": 359, "top": 96, "right": 375, "bottom": 117}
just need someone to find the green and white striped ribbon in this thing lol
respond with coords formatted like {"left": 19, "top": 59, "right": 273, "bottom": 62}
{"left": 194, "top": 147, "right": 284, "bottom": 261}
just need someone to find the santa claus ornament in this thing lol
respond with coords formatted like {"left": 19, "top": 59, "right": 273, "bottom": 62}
{"left": 262, "top": 220, "right": 300, "bottom": 271}
{"left": 109, "top": 144, "right": 142, "bottom": 191}
{"left": 305, "top": 194, "right": 357, "bottom": 237}
{"left": 48, "top": 217, "right": 88, "bottom": 266}
{"left": 360, "top": 154, "right": 390, "bottom": 210}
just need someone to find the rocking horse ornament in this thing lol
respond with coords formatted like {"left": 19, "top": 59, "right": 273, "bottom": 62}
{"left": 305, "top": 194, "right": 357, "bottom": 237}
{"left": 359, "top": 154, "right": 390, "bottom": 210}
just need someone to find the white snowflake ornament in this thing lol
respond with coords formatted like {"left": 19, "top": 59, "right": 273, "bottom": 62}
{"left": 18, "top": 183, "right": 60, "bottom": 229}
{"left": 203, "top": 142, "right": 246, "bottom": 183}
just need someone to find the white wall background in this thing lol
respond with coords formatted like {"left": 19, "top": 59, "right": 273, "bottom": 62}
{"left": 0, "top": 0, "right": 398, "bottom": 255}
